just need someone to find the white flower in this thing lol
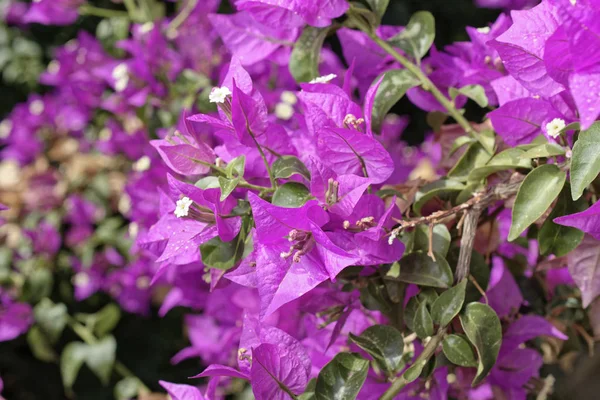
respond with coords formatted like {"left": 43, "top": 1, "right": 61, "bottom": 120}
{"left": 175, "top": 196, "right": 193, "bottom": 218}
{"left": 275, "top": 102, "right": 294, "bottom": 120}
{"left": 0, "top": 120, "right": 12, "bottom": 139}
{"left": 72, "top": 272, "right": 89, "bottom": 287}
{"left": 476, "top": 26, "right": 491, "bottom": 34}
{"left": 209, "top": 86, "right": 232, "bottom": 103}
{"left": 309, "top": 73, "right": 337, "bottom": 84}
{"left": 29, "top": 100, "right": 44, "bottom": 116}
{"left": 280, "top": 91, "right": 297, "bottom": 105}
{"left": 570, "top": 0, "right": 577, "bottom": 5}
{"left": 112, "top": 63, "right": 130, "bottom": 92}
{"left": 133, "top": 155, "right": 151, "bottom": 172}
{"left": 546, "top": 118, "right": 566, "bottom": 138}
{"left": 140, "top": 22, "right": 154, "bottom": 34}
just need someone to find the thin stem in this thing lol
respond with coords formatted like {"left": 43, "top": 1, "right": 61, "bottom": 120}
{"left": 66, "top": 317, "right": 151, "bottom": 393}
{"left": 79, "top": 4, "right": 130, "bottom": 18}
{"left": 350, "top": 9, "right": 486, "bottom": 151}
{"left": 252, "top": 136, "right": 277, "bottom": 189}
{"left": 122, "top": 0, "right": 140, "bottom": 19}
{"left": 167, "top": 0, "right": 199, "bottom": 34}
{"left": 380, "top": 328, "right": 446, "bottom": 400}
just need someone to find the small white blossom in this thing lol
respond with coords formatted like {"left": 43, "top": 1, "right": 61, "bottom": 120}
{"left": 140, "top": 22, "right": 154, "bottom": 33}
{"left": 546, "top": 118, "right": 566, "bottom": 138}
{"left": 209, "top": 86, "right": 232, "bottom": 103}
{"left": 570, "top": 0, "right": 577, "bottom": 5}
{"left": 309, "top": 73, "right": 337, "bottom": 84}
{"left": 275, "top": 102, "right": 294, "bottom": 120}
{"left": 72, "top": 272, "right": 89, "bottom": 287}
{"left": 47, "top": 60, "right": 60, "bottom": 74}
{"left": 175, "top": 196, "right": 193, "bottom": 218}
{"left": 0, "top": 120, "right": 12, "bottom": 139}
{"left": 477, "top": 26, "right": 491, "bottom": 34}
{"left": 133, "top": 155, "right": 151, "bottom": 172}
{"left": 280, "top": 91, "right": 297, "bottom": 105}
{"left": 29, "top": 100, "right": 44, "bottom": 116}
{"left": 112, "top": 63, "right": 130, "bottom": 92}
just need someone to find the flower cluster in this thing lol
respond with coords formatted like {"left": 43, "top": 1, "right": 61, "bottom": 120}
{"left": 2, "top": 0, "right": 600, "bottom": 399}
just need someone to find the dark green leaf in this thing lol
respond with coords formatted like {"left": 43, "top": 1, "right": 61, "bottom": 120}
{"left": 272, "top": 182, "right": 312, "bottom": 208}
{"left": 448, "top": 142, "right": 493, "bottom": 181}
{"left": 360, "top": 281, "right": 392, "bottom": 313}
{"left": 272, "top": 156, "right": 311, "bottom": 180}
{"left": 413, "top": 179, "right": 465, "bottom": 215}
{"left": 61, "top": 342, "right": 88, "bottom": 389}
{"left": 430, "top": 280, "right": 467, "bottom": 327}
{"left": 414, "top": 301, "right": 434, "bottom": 339}
{"left": 442, "top": 334, "right": 477, "bottom": 367}
{"left": 315, "top": 353, "right": 369, "bottom": 400}
{"left": 369, "top": 69, "right": 420, "bottom": 133}
{"left": 509, "top": 164, "right": 566, "bottom": 241}
{"left": 404, "top": 297, "right": 418, "bottom": 332}
{"left": 459, "top": 303, "right": 502, "bottom": 385}
{"left": 395, "top": 251, "right": 453, "bottom": 288}
{"left": 538, "top": 184, "right": 587, "bottom": 256}
{"left": 449, "top": 85, "right": 488, "bottom": 107}
{"left": 402, "top": 361, "right": 425, "bottom": 383}
{"left": 218, "top": 176, "right": 240, "bottom": 201}
{"left": 571, "top": 122, "right": 600, "bottom": 200}
{"left": 412, "top": 224, "right": 451, "bottom": 257}
{"left": 27, "top": 326, "right": 57, "bottom": 362}
{"left": 290, "top": 26, "right": 329, "bottom": 83}
{"left": 468, "top": 148, "right": 532, "bottom": 182}
{"left": 417, "top": 288, "right": 439, "bottom": 306}
{"left": 348, "top": 325, "right": 404, "bottom": 373}
{"left": 299, "top": 379, "right": 317, "bottom": 400}
{"left": 33, "top": 298, "right": 67, "bottom": 343}
{"left": 387, "top": 11, "right": 435, "bottom": 61}
{"left": 200, "top": 217, "right": 251, "bottom": 271}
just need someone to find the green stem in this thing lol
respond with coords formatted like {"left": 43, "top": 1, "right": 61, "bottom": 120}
{"left": 380, "top": 328, "right": 446, "bottom": 400}
{"left": 122, "top": 0, "right": 142, "bottom": 21}
{"left": 350, "top": 9, "right": 486, "bottom": 152}
{"left": 199, "top": 161, "right": 275, "bottom": 193}
{"left": 79, "top": 4, "right": 130, "bottom": 18}
{"left": 66, "top": 317, "right": 151, "bottom": 393}
{"left": 253, "top": 138, "right": 277, "bottom": 189}
{"left": 167, "top": 0, "right": 199, "bottom": 34}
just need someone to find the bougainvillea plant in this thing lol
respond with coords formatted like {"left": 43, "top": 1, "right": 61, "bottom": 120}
{"left": 2, "top": 0, "right": 600, "bottom": 399}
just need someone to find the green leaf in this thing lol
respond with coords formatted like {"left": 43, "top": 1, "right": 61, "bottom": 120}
{"left": 412, "top": 224, "right": 451, "bottom": 257}
{"left": 414, "top": 301, "right": 434, "bottom": 339}
{"left": 272, "top": 182, "right": 312, "bottom": 208}
{"left": 403, "top": 361, "right": 426, "bottom": 383}
{"left": 442, "top": 334, "right": 477, "bottom": 367}
{"left": 348, "top": 325, "right": 404, "bottom": 373}
{"left": 360, "top": 281, "right": 392, "bottom": 314}
{"left": 509, "top": 164, "right": 566, "bottom": 241}
{"left": 417, "top": 288, "right": 439, "bottom": 306}
{"left": 61, "top": 342, "right": 88, "bottom": 389}
{"left": 404, "top": 297, "right": 419, "bottom": 332}
{"left": 226, "top": 155, "right": 246, "bottom": 178}
{"left": 394, "top": 251, "right": 453, "bottom": 288}
{"left": 289, "top": 26, "right": 329, "bottom": 83}
{"left": 33, "top": 298, "right": 67, "bottom": 343}
{"left": 195, "top": 176, "right": 220, "bottom": 189}
{"left": 448, "top": 142, "right": 493, "bottom": 181}
{"left": 449, "top": 136, "right": 475, "bottom": 156}
{"left": 449, "top": 85, "right": 489, "bottom": 107}
{"left": 365, "top": 0, "right": 390, "bottom": 20}
{"left": 299, "top": 379, "right": 317, "bottom": 400}
{"left": 538, "top": 184, "right": 587, "bottom": 256}
{"left": 218, "top": 176, "right": 241, "bottom": 201}
{"left": 520, "top": 143, "right": 566, "bottom": 159}
{"left": 315, "top": 353, "right": 369, "bottom": 400}
{"left": 571, "top": 121, "right": 600, "bottom": 200}
{"left": 459, "top": 303, "right": 502, "bottom": 386}
{"left": 28, "top": 326, "right": 57, "bottom": 362}
{"left": 272, "top": 156, "right": 311, "bottom": 180}
{"left": 92, "top": 304, "right": 121, "bottom": 337}
{"left": 200, "top": 219, "right": 249, "bottom": 271}
{"left": 85, "top": 335, "right": 117, "bottom": 385}
{"left": 369, "top": 69, "right": 420, "bottom": 133}
{"left": 387, "top": 11, "right": 435, "bottom": 61}
{"left": 430, "top": 279, "right": 467, "bottom": 327}
{"left": 114, "top": 377, "right": 140, "bottom": 400}
{"left": 468, "top": 148, "right": 532, "bottom": 182}
{"left": 413, "top": 179, "right": 465, "bottom": 215}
